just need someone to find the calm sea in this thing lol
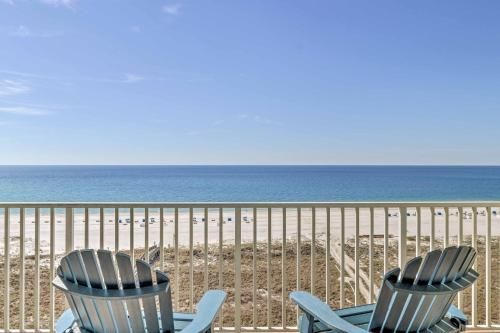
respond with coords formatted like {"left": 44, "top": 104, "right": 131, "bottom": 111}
{"left": 0, "top": 165, "right": 499, "bottom": 202}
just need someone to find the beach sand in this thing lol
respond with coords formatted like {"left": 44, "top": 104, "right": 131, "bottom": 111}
{"left": 0, "top": 207, "right": 496, "bottom": 255}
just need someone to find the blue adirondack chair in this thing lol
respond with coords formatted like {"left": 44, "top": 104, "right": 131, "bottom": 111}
{"left": 53, "top": 249, "right": 226, "bottom": 333}
{"left": 291, "top": 245, "right": 478, "bottom": 333}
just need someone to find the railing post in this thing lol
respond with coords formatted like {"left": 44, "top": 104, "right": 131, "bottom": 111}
{"left": 354, "top": 207, "right": 359, "bottom": 306}
{"left": 369, "top": 207, "right": 374, "bottom": 303}
{"left": 235, "top": 207, "right": 241, "bottom": 332}
{"left": 34, "top": 207, "right": 40, "bottom": 331}
{"left": 50, "top": 207, "right": 55, "bottom": 332}
{"left": 486, "top": 206, "right": 491, "bottom": 327}
{"left": 383, "top": 207, "right": 388, "bottom": 273}
{"left": 416, "top": 207, "right": 421, "bottom": 256}
{"left": 4, "top": 208, "right": 10, "bottom": 332}
{"left": 65, "top": 207, "right": 74, "bottom": 253}
{"left": 471, "top": 207, "right": 477, "bottom": 327}
{"left": 399, "top": 207, "right": 407, "bottom": 268}
{"left": 340, "top": 207, "right": 345, "bottom": 308}
{"left": 19, "top": 208, "right": 25, "bottom": 332}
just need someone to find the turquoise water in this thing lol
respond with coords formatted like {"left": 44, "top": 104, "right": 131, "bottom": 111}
{"left": 0, "top": 165, "right": 499, "bottom": 202}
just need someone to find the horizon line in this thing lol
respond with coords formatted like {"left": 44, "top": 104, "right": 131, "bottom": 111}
{"left": 1, "top": 164, "right": 500, "bottom": 167}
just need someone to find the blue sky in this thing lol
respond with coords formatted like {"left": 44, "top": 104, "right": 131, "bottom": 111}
{"left": 1, "top": 0, "right": 500, "bottom": 165}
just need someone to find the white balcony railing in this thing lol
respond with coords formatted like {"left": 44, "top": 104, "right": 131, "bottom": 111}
{"left": 0, "top": 202, "right": 499, "bottom": 332}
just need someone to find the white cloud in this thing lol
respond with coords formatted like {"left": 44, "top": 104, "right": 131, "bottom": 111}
{"left": 163, "top": 3, "right": 181, "bottom": 15}
{"left": 0, "top": 80, "right": 30, "bottom": 96}
{"left": 124, "top": 73, "right": 144, "bottom": 83}
{"left": 0, "top": 106, "right": 50, "bottom": 116}
{"left": 237, "top": 113, "right": 282, "bottom": 126}
{"left": 253, "top": 115, "right": 281, "bottom": 126}
{"left": 10, "top": 25, "right": 32, "bottom": 37}
{"left": 1, "top": 0, "right": 75, "bottom": 6}
{"left": 39, "top": 0, "right": 75, "bottom": 7}
{"left": 8, "top": 25, "right": 63, "bottom": 38}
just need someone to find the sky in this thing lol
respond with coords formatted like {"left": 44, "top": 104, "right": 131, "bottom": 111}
{"left": 0, "top": 0, "right": 500, "bottom": 165}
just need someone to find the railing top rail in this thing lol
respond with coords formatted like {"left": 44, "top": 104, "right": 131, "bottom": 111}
{"left": 0, "top": 201, "right": 500, "bottom": 208}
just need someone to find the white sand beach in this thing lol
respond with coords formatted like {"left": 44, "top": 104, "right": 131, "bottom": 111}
{"left": 0, "top": 207, "right": 497, "bottom": 256}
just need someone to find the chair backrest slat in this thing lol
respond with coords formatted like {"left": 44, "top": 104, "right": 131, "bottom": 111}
{"left": 395, "top": 249, "right": 441, "bottom": 331}
{"left": 368, "top": 245, "right": 477, "bottom": 333}
{"left": 137, "top": 259, "right": 161, "bottom": 333}
{"left": 366, "top": 268, "right": 400, "bottom": 331}
{"left": 435, "top": 246, "right": 477, "bottom": 323}
{"left": 59, "top": 257, "right": 91, "bottom": 330}
{"left": 66, "top": 251, "right": 105, "bottom": 333}
{"left": 157, "top": 270, "right": 175, "bottom": 333}
{"left": 402, "top": 249, "right": 444, "bottom": 332}
{"left": 115, "top": 252, "right": 146, "bottom": 333}
{"left": 97, "top": 250, "right": 131, "bottom": 333}
{"left": 80, "top": 250, "right": 117, "bottom": 332}
{"left": 418, "top": 246, "right": 460, "bottom": 331}
{"left": 379, "top": 256, "right": 423, "bottom": 331}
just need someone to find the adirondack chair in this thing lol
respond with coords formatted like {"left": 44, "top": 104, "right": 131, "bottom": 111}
{"left": 53, "top": 249, "right": 227, "bottom": 333}
{"left": 291, "top": 245, "right": 478, "bottom": 333}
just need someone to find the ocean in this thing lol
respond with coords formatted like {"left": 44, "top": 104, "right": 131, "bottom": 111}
{"left": 0, "top": 165, "right": 500, "bottom": 202}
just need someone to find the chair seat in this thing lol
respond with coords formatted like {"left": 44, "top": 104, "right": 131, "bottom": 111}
{"left": 57, "top": 309, "right": 197, "bottom": 333}
{"left": 301, "top": 303, "right": 461, "bottom": 333}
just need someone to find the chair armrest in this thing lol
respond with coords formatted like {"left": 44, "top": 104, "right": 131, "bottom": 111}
{"left": 55, "top": 309, "right": 76, "bottom": 333}
{"left": 290, "top": 291, "right": 366, "bottom": 333}
{"left": 446, "top": 304, "right": 467, "bottom": 329}
{"left": 180, "top": 290, "right": 227, "bottom": 333}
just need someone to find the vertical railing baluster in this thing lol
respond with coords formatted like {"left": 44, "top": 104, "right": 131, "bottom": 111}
{"left": 253, "top": 207, "right": 257, "bottom": 329}
{"left": 3, "top": 207, "right": 11, "bottom": 332}
{"left": 84, "top": 207, "right": 89, "bottom": 249}
{"left": 65, "top": 207, "right": 73, "bottom": 253}
{"left": 369, "top": 207, "right": 374, "bottom": 303}
{"left": 218, "top": 207, "right": 223, "bottom": 329}
{"left": 204, "top": 207, "right": 208, "bottom": 291}
{"left": 189, "top": 207, "right": 194, "bottom": 311}
{"left": 340, "top": 207, "right": 345, "bottom": 308}
{"left": 174, "top": 208, "right": 179, "bottom": 309}
{"left": 50, "top": 207, "right": 55, "bottom": 332}
{"left": 4, "top": 208, "right": 9, "bottom": 331}
{"left": 326, "top": 207, "right": 331, "bottom": 302}
{"left": 444, "top": 207, "right": 450, "bottom": 248}
{"left": 34, "top": 207, "right": 40, "bottom": 331}
{"left": 399, "top": 207, "right": 407, "bottom": 268}
{"left": 354, "top": 207, "right": 359, "bottom": 306}
{"left": 114, "top": 208, "right": 119, "bottom": 253}
{"left": 145, "top": 208, "right": 149, "bottom": 262}
{"left": 100, "top": 207, "right": 104, "bottom": 249}
{"left": 282, "top": 207, "right": 286, "bottom": 329}
{"left": 296, "top": 207, "right": 301, "bottom": 321}
{"left": 235, "top": 208, "right": 241, "bottom": 333}
{"left": 430, "top": 207, "right": 435, "bottom": 251}
{"left": 416, "top": 207, "right": 421, "bottom": 256}
{"left": 457, "top": 206, "right": 464, "bottom": 310}
{"left": 383, "top": 207, "right": 388, "bottom": 273}
{"left": 471, "top": 207, "right": 477, "bottom": 326}
{"left": 160, "top": 208, "right": 164, "bottom": 270}
{"left": 458, "top": 207, "right": 464, "bottom": 245}
{"left": 130, "top": 208, "right": 135, "bottom": 262}
{"left": 267, "top": 207, "right": 272, "bottom": 329}
{"left": 311, "top": 207, "right": 316, "bottom": 294}
{"left": 486, "top": 206, "right": 491, "bottom": 327}
{"left": 19, "top": 208, "right": 25, "bottom": 332}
